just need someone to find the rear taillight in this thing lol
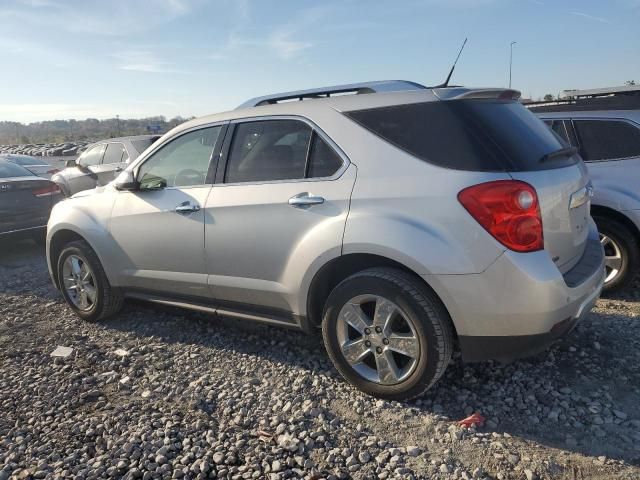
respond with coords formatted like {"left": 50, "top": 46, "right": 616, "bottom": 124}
{"left": 32, "top": 184, "right": 61, "bottom": 197}
{"left": 458, "top": 180, "right": 543, "bottom": 252}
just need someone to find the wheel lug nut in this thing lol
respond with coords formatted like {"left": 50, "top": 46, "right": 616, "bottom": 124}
{"left": 364, "top": 328, "right": 371, "bottom": 335}
{"left": 375, "top": 326, "right": 382, "bottom": 333}
{"left": 383, "top": 338, "right": 389, "bottom": 345}
{"left": 365, "top": 340, "right": 371, "bottom": 347}
{"left": 376, "top": 347, "right": 383, "bottom": 354}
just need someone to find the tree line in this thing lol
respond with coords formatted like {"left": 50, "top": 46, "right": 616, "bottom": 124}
{"left": 0, "top": 116, "right": 193, "bottom": 145}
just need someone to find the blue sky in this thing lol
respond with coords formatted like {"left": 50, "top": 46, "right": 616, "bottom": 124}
{"left": 0, "top": 0, "right": 638, "bottom": 122}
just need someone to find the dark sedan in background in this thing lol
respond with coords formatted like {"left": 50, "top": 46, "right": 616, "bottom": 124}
{"left": 52, "top": 135, "right": 160, "bottom": 196}
{"left": 0, "top": 159, "right": 63, "bottom": 244}
{"left": 0, "top": 154, "right": 59, "bottom": 179}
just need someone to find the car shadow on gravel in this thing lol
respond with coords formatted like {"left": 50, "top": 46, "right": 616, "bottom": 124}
{"left": 103, "top": 297, "right": 640, "bottom": 467}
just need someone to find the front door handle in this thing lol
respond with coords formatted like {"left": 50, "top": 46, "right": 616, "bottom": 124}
{"left": 175, "top": 202, "right": 201, "bottom": 215}
{"left": 289, "top": 193, "right": 325, "bottom": 208}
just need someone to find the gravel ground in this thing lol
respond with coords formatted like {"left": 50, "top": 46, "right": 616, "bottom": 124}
{"left": 1, "top": 239, "right": 639, "bottom": 480}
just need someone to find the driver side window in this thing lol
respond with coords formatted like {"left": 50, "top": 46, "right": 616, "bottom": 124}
{"left": 137, "top": 126, "right": 222, "bottom": 190}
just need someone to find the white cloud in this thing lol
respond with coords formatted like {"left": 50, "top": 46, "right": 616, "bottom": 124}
{"left": 570, "top": 11, "right": 611, "bottom": 24}
{"left": 0, "top": 0, "right": 197, "bottom": 36}
{"left": 112, "top": 50, "right": 170, "bottom": 73}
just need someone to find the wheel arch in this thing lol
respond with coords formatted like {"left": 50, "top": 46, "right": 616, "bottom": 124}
{"left": 49, "top": 229, "right": 96, "bottom": 289}
{"left": 591, "top": 205, "right": 640, "bottom": 243}
{"left": 305, "top": 253, "right": 457, "bottom": 337}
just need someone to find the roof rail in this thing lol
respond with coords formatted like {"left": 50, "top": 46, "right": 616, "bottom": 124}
{"left": 236, "top": 80, "right": 427, "bottom": 109}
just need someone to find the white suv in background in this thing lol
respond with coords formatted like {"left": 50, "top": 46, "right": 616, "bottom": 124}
{"left": 531, "top": 93, "right": 640, "bottom": 291}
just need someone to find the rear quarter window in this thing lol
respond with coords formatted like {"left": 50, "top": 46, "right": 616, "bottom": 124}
{"left": 0, "top": 162, "right": 32, "bottom": 178}
{"left": 344, "top": 100, "right": 575, "bottom": 172}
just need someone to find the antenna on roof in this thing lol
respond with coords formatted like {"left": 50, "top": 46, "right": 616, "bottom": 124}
{"left": 438, "top": 38, "right": 467, "bottom": 88}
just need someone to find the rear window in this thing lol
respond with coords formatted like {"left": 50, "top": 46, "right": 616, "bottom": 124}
{"left": 345, "top": 100, "right": 576, "bottom": 171}
{"left": 0, "top": 161, "right": 33, "bottom": 178}
{"left": 131, "top": 137, "right": 160, "bottom": 153}
{"left": 573, "top": 119, "right": 640, "bottom": 161}
{"left": 6, "top": 155, "right": 45, "bottom": 166}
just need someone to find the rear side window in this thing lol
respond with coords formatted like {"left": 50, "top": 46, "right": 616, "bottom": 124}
{"left": 307, "top": 135, "right": 342, "bottom": 178}
{"left": 131, "top": 138, "right": 159, "bottom": 153}
{"left": 345, "top": 100, "right": 574, "bottom": 171}
{"left": 225, "top": 120, "right": 311, "bottom": 183}
{"left": 103, "top": 143, "right": 127, "bottom": 164}
{"left": 573, "top": 119, "right": 640, "bottom": 161}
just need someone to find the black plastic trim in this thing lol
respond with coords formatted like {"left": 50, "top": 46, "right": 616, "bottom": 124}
{"left": 459, "top": 317, "right": 577, "bottom": 363}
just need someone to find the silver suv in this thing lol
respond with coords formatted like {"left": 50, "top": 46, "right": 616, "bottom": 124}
{"left": 52, "top": 135, "right": 160, "bottom": 196}
{"left": 47, "top": 81, "right": 604, "bottom": 400}
{"left": 530, "top": 93, "right": 640, "bottom": 291}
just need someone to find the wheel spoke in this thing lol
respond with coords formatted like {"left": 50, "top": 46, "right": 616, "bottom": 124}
{"left": 372, "top": 297, "right": 396, "bottom": 334}
{"left": 387, "top": 333, "right": 419, "bottom": 358}
{"left": 600, "top": 235, "right": 610, "bottom": 247}
{"left": 70, "top": 257, "right": 82, "bottom": 275}
{"left": 341, "top": 338, "right": 369, "bottom": 365}
{"left": 605, "top": 254, "right": 622, "bottom": 271}
{"left": 375, "top": 349, "right": 400, "bottom": 384}
{"left": 341, "top": 303, "right": 371, "bottom": 334}
{"left": 84, "top": 284, "right": 97, "bottom": 303}
{"left": 78, "top": 291, "right": 88, "bottom": 309}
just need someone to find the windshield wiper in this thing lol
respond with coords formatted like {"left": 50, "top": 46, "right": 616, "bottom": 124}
{"left": 539, "top": 146, "right": 578, "bottom": 163}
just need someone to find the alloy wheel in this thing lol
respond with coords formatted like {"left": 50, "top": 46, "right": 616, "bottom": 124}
{"left": 336, "top": 294, "right": 421, "bottom": 385}
{"left": 600, "top": 234, "right": 623, "bottom": 284}
{"left": 62, "top": 254, "right": 97, "bottom": 311}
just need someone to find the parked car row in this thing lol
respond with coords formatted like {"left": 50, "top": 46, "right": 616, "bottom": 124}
{"left": 45, "top": 80, "right": 605, "bottom": 400}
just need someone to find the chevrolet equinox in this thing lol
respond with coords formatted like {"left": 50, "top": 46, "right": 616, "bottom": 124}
{"left": 47, "top": 81, "right": 605, "bottom": 400}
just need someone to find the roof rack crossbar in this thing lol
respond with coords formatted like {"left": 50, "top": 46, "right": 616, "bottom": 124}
{"left": 236, "top": 80, "right": 427, "bottom": 109}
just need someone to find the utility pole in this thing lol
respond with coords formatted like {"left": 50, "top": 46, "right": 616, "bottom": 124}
{"left": 509, "top": 41, "right": 517, "bottom": 89}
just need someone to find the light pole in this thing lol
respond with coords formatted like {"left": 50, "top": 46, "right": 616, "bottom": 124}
{"left": 509, "top": 41, "right": 517, "bottom": 89}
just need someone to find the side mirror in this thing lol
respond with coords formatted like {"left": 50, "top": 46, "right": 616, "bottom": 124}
{"left": 65, "top": 159, "right": 77, "bottom": 168}
{"left": 114, "top": 170, "right": 139, "bottom": 191}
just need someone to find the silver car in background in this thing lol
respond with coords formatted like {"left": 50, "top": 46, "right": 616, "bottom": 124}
{"left": 52, "top": 135, "right": 160, "bottom": 196}
{"left": 530, "top": 90, "right": 640, "bottom": 291}
{"left": 47, "top": 81, "right": 604, "bottom": 400}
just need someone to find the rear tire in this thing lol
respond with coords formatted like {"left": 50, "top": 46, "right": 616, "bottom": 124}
{"left": 594, "top": 217, "right": 638, "bottom": 293}
{"left": 57, "top": 240, "right": 123, "bottom": 322}
{"left": 322, "top": 267, "right": 454, "bottom": 401}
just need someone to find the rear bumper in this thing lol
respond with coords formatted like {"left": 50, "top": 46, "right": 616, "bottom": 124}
{"left": 426, "top": 221, "right": 604, "bottom": 362}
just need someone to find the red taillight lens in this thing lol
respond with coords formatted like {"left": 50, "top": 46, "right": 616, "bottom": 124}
{"left": 32, "top": 184, "right": 61, "bottom": 197}
{"left": 458, "top": 180, "right": 544, "bottom": 252}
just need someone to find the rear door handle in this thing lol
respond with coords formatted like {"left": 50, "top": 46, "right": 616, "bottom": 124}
{"left": 288, "top": 193, "right": 325, "bottom": 208}
{"left": 175, "top": 202, "right": 201, "bottom": 215}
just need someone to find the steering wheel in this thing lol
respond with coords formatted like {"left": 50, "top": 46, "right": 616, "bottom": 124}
{"left": 174, "top": 168, "right": 205, "bottom": 187}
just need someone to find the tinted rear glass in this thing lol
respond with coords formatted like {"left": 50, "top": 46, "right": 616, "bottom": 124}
{"left": 0, "top": 161, "right": 32, "bottom": 178}
{"left": 6, "top": 155, "right": 45, "bottom": 166}
{"left": 345, "top": 100, "right": 576, "bottom": 171}
{"left": 131, "top": 138, "right": 159, "bottom": 153}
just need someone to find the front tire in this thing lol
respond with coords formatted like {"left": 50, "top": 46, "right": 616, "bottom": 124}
{"left": 594, "top": 217, "right": 639, "bottom": 293}
{"left": 57, "top": 240, "right": 123, "bottom": 322}
{"left": 322, "top": 267, "right": 454, "bottom": 401}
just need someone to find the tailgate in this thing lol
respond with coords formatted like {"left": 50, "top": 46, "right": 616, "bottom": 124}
{"left": 510, "top": 162, "right": 591, "bottom": 274}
